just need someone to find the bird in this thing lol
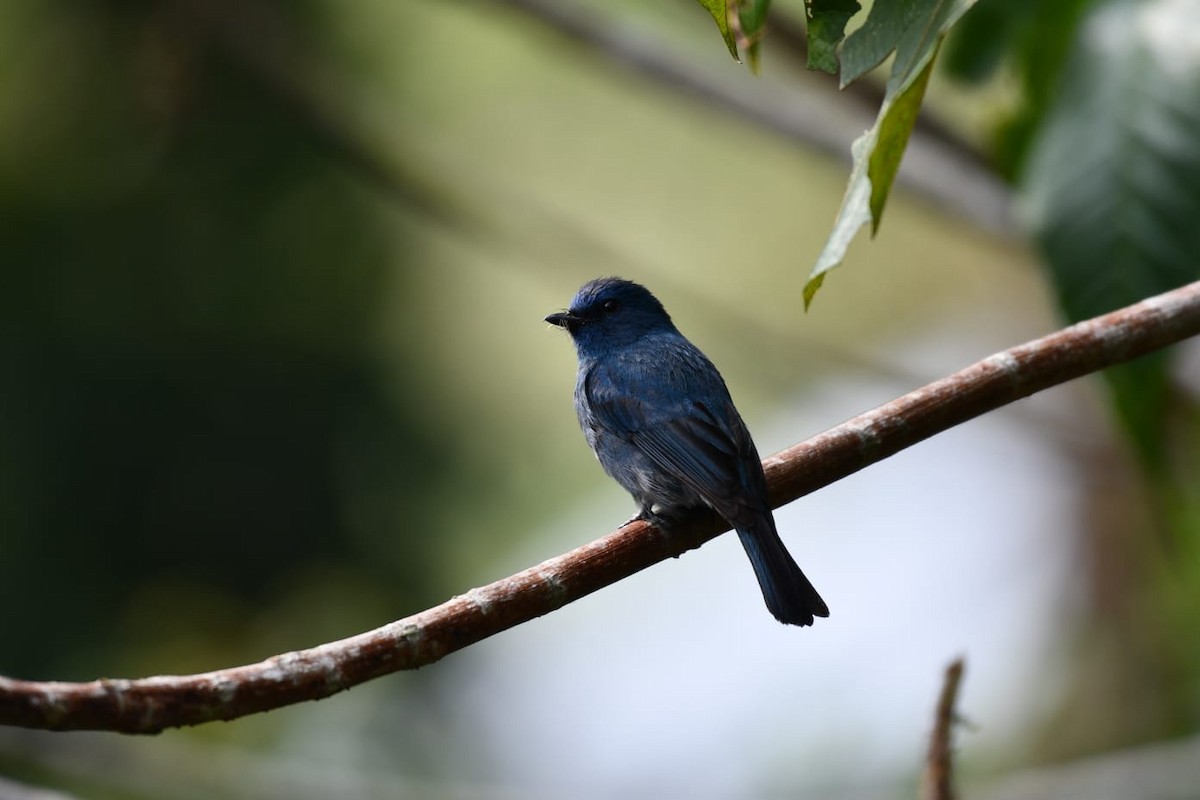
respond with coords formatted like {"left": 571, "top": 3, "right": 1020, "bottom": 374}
{"left": 546, "top": 277, "right": 828, "bottom": 626}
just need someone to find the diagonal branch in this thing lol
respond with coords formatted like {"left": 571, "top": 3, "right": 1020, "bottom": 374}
{"left": 2, "top": 281, "right": 1200, "bottom": 734}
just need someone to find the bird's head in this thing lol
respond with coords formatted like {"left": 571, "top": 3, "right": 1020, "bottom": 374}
{"left": 546, "top": 277, "right": 676, "bottom": 352}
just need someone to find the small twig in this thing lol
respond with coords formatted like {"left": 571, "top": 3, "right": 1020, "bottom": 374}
{"left": 922, "top": 658, "right": 967, "bottom": 800}
{"left": 1, "top": 281, "right": 1199, "bottom": 733}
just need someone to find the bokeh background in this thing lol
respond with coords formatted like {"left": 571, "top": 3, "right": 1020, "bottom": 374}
{"left": 2, "top": 1, "right": 1198, "bottom": 798}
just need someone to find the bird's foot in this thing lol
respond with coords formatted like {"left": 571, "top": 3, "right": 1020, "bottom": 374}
{"left": 622, "top": 504, "right": 679, "bottom": 530}
{"left": 620, "top": 509, "right": 660, "bottom": 528}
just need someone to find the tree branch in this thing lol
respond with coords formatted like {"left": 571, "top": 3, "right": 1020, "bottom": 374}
{"left": 3, "top": 281, "right": 1199, "bottom": 734}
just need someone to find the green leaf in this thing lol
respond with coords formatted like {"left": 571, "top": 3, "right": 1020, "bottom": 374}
{"left": 805, "top": 57, "right": 935, "bottom": 308}
{"left": 805, "top": 0, "right": 977, "bottom": 307}
{"left": 1021, "top": 0, "right": 1200, "bottom": 466}
{"left": 867, "top": 56, "right": 934, "bottom": 230}
{"left": 739, "top": 0, "right": 773, "bottom": 73}
{"left": 865, "top": 0, "right": 976, "bottom": 92}
{"left": 805, "top": 0, "right": 862, "bottom": 75}
{"left": 695, "top": 0, "right": 741, "bottom": 62}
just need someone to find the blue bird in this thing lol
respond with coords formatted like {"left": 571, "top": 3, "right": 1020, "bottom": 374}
{"left": 546, "top": 277, "right": 829, "bottom": 626}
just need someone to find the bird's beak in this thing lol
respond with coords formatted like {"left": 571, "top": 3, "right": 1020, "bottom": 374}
{"left": 545, "top": 311, "right": 577, "bottom": 330}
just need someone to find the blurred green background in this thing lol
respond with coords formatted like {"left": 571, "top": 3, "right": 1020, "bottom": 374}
{"left": 1, "top": 1, "right": 1198, "bottom": 798}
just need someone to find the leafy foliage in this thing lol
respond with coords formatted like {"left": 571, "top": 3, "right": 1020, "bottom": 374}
{"left": 804, "top": 0, "right": 978, "bottom": 307}
{"left": 692, "top": 0, "right": 983, "bottom": 306}
{"left": 1021, "top": 0, "right": 1200, "bottom": 464}
{"left": 1017, "top": 0, "right": 1200, "bottom": 465}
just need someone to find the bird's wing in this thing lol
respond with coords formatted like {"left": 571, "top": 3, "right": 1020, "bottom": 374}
{"left": 584, "top": 355, "right": 762, "bottom": 517}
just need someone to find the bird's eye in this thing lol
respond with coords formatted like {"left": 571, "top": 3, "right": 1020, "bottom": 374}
{"left": 602, "top": 299, "right": 620, "bottom": 314}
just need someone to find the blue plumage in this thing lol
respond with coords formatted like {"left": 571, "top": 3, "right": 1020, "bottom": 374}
{"left": 547, "top": 277, "right": 828, "bottom": 626}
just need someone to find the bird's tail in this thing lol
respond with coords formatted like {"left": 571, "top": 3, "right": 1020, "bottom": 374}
{"left": 736, "top": 521, "right": 829, "bottom": 627}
